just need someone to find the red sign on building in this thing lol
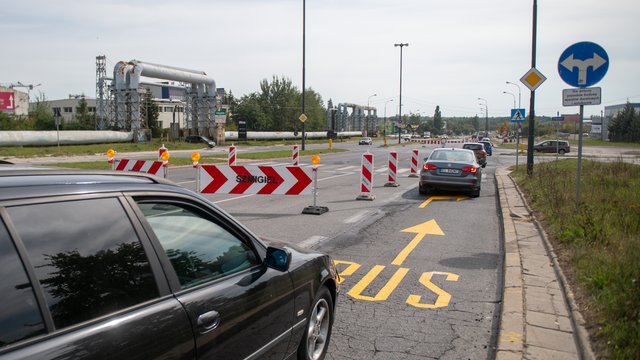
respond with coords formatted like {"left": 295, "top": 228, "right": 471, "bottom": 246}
{"left": 0, "top": 92, "right": 16, "bottom": 111}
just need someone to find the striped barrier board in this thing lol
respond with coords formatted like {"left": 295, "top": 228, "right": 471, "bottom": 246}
{"left": 409, "top": 149, "right": 419, "bottom": 177}
{"left": 385, "top": 151, "right": 399, "bottom": 187}
{"left": 228, "top": 145, "right": 236, "bottom": 166}
{"left": 115, "top": 159, "right": 165, "bottom": 177}
{"left": 292, "top": 145, "right": 299, "bottom": 166}
{"left": 356, "top": 153, "right": 375, "bottom": 200}
{"left": 199, "top": 165, "right": 313, "bottom": 195}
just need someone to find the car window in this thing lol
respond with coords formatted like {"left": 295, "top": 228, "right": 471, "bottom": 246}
{"left": 136, "top": 202, "right": 260, "bottom": 289}
{"left": 0, "top": 220, "right": 47, "bottom": 347}
{"left": 7, "top": 198, "right": 159, "bottom": 330}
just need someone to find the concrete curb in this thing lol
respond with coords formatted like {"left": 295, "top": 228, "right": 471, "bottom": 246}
{"left": 495, "top": 167, "right": 594, "bottom": 360}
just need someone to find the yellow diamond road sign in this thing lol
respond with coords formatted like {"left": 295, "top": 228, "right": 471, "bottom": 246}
{"left": 299, "top": 114, "right": 307, "bottom": 122}
{"left": 520, "top": 67, "right": 547, "bottom": 92}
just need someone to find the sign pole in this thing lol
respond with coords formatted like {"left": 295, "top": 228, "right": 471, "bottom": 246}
{"left": 575, "top": 105, "right": 585, "bottom": 209}
{"left": 526, "top": 0, "right": 538, "bottom": 176}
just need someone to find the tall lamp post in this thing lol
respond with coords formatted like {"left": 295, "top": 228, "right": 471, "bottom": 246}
{"left": 394, "top": 43, "right": 408, "bottom": 144}
{"left": 478, "top": 97, "right": 488, "bottom": 134}
{"left": 503, "top": 91, "right": 516, "bottom": 109}
{"left": 366, "top": 93, "right": 377, "bottom": 136}
{"left": 384, "top": 99, "right": 394, "bottom": 143}
{"left": 506, "top": 81, "right": 522, "bottom": 110}
{"left": 507, "top": 81, "right": 523, "bottom": 167}
{"left": 301, "top": 0, "right": 307, "bottom": 150}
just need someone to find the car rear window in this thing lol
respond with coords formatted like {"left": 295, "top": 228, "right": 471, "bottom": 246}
{"left": 463, "top": 144, "right": 483, "bottom": 150}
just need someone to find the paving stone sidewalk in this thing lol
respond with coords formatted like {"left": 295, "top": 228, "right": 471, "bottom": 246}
{"left": 495, "top": 167, "right": 594, "bottom": 360}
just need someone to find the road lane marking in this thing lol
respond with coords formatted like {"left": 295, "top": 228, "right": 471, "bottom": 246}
{"left": 212, "top": 194, "right": 255, "bottom": 203}
{"left": 336, "top": 166, "right": 358, "bottom": 171}
{"left": 298, "top": 235, "right": 328, "bottom": 249}
{"left": 391, "top": 220, "right": 445, "bottom": 265}
{"left": 176, "top": 180, "right": 196, "bottom": 185}
{"left": 333, "top": 260, "right": 361, "bottom": 285}
{"left": 347, "top": 265, "right": 409, "bottom": 301}
{"left": 318, "top": 172, "right": 353, "bottom": 182}
{"left": 406, "top": 271, "right": 459, "bottom": 309}
{"left": 344, "top": 210, "right": 369, "bottom": 224}
{"left": 419, "top": 195, "right": 468, "bottom": 208}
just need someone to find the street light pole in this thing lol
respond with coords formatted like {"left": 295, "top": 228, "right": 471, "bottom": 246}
{"left": 301, "top": 0, "right": 306, "bottom": 151}
{"left": 366, "top": 93, "right": 377, "bottom": 136}
{"left": 394, "top": 43, "right": 408, "bottom": 144}
{"left": 506, "top": 81, "right": 522, "bottom": 110}
{"left": 478, "top": 97, "right": 488, "bottom": 134}
{"left": 503, "top": 91, "right": 516, "bottom": 109}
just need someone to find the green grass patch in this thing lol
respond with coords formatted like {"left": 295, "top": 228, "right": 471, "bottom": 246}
{"left": 512, "top": 160, "right": 640, "bottom": 359}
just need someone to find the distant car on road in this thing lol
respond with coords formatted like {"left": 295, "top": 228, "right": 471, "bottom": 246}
{"left": 358, "top": 137, "right": 373, "bottom": 145}
{"left": 185, "top": 135, "right": 216, "bottom": 148}
{"left": 462, "top": 142, "right": 487, "bottom": 168}
{"left": 478, "top": 140, "right": 493, "bottom": 156}
{"left": 534, "top": 140, "right": 570, "bottom": 154}
{"left": 419, "top": 148, "right": 482, "bottom": 198}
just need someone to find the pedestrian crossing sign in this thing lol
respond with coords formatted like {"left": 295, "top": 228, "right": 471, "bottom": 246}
{"left": 510, "top": 108, "right": 526, "bottom": 122}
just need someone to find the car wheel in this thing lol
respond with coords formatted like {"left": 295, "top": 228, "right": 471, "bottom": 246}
{"left": 298, "top": 286, "right": 333, "bottom": 360}
{"left": 482, "top": 162, "right": 486, "bottom": 168}
{"left": 558, "top": 149, "right": 566, "bottom": 155}
{"left": 471, "top": 187, "right": 481, "bottom": 198}
{"left": 419, "top": 185, "right": 427, "bottom": 195}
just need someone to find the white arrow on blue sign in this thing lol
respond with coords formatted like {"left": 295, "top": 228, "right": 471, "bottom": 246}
{"left": 510, "top": 108, "right": 526, "bottom": 122}
{"left": 558, "top": 42, "right": 609, "bottom": 88}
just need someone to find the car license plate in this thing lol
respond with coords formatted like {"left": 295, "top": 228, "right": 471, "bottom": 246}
{"left": 439, "top": 168, "right": 460, "bottom": 174}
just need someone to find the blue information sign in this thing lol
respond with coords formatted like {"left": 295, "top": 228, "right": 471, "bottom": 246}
{"left": 510, "top": 108, "right": 526, "bottom": 122}
{"left": 558, "top": 42, "right": 609, "bottom": 88}
{"left": 551, "top": 116, "right": 565, "bottom": 121}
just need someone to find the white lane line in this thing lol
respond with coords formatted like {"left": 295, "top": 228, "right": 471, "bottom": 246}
{"left": 344, "top": 210, "right": 370, "bottom": 224}
{"left": 375, "top": 167, "right": 388, "bottom": 173}
{"left": 298, "top": 235, "right": 329, "bottom": 249}
{"left": 336, "top": 166, "right": 358, "bottom": 171}
{"left": 176, "top": 180, "right": 196, "bottom": 185}
{"left": 318, "top": 172, "right": 353, "bottom": 182}
{"left": 252, "top": 161, "right": 279, "bottom": 166}
{"left": 398, "top": 169, "right": 410, "bottom": 174}
{"left": 212, "top": 194, "right": 255, "bottom": 204}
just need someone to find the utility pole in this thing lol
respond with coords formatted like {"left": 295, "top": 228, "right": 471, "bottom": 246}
{"left": 394, "top": 43, "right": 408, "bottom": 144}
{"left": 526, "top": 0, "right": 538, "bottom": 176}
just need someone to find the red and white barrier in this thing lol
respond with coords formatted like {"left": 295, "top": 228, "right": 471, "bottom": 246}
{"left": 115, "top": 159, "right": 166, "bottom": 177}
{"left": 356, "top": 153, "right": 375, "bottom": 200}
{"left": 228, "top": 145, "right": 236, "bottom": 165}
{"left": 385, "top": 151, "right": 399, "bottom": 187}
{"left": 409, "top": 149, "right": 419, "bottom": 177}
{"left": 199, "top": 165, "right": 313, "bottom": 195}
{"left": 292, "top": 145, "right": 299, "bottom": 166}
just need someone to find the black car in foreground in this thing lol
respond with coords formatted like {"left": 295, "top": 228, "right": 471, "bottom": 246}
{"left": 0, "top": 166, "right": 338, "bottom": 360}
{"left": 419, "top": 148, "right": 482, "bottom": 198}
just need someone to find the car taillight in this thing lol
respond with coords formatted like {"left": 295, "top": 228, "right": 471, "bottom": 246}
{"left": 480, "top": 150, "right": 486, "bottom": 155}
{"left": 423, "top": 163, "right": 437, "bottom": 171}
{"left": 462, "top": 165, "right": 478, "bottom": 173}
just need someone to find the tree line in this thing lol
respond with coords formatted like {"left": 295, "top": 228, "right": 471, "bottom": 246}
{"left": 608, "top": 102, "right": 640, "bottom": 142}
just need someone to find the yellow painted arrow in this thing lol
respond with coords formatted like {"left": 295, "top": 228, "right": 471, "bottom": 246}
{"left": 419, "top": 195, "right": 468, "bottom": 208}
{"left": 391, "top": 219, "right": 444, "bottom": 265}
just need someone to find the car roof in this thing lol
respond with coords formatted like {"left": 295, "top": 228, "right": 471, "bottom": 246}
{"left": 0, "top": 166, "right": 184, "bottom": 202}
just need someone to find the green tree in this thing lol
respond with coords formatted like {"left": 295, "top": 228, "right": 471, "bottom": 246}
{"left": 30, "top": 93, "right": 55, "bottom": 130}
{"left": 233, "top": 93, "right": 271, "bottom": 131}
{"left": 433, "top": 106, "right": 442, "bottom": 135}
{"left": 142, "top": 88, "right": 160, "bottom": 137}
{"left": 64, "top": 96, "right": 94, "bottom": 130}
{"left": 472, "top": 115, "right": 480, "bottom": 132}
{"left": 609, "top": 102, "right": 639, "bottom": 142}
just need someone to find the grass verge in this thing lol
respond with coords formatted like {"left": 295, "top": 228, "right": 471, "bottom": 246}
{"left": 512, "top": 159, "right": 640, "bottom": 359}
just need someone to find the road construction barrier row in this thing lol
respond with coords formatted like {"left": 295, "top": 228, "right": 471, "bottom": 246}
{"left": 106, "top": 145, "right": 425, "bottom": 214}
{"left": 409, "top": 138, "right": 467, "bottom": 144}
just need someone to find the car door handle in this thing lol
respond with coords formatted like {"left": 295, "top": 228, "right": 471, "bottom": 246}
{"left": 197, "top": 310, "right": 221, "bottom": 333}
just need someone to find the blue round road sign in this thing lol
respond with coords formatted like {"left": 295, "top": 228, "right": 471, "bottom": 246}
{"left": 558, "top": 41, "right": 609, "bottom": 88}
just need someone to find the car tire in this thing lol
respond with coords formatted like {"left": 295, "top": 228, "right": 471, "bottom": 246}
{"left": 298, "top": 286, "right": 333, "bottom": 360}
{"left": 558, "top": 149, "right": 566, "bottom": 155}
{"left": 482, "top": 163, "right": 486, "bottom": 168}
{"left": 418, "top": 185, "right": 429, "bottom": 195}
{"left": 471, "top": 187, "right": 481, "bottom": 198}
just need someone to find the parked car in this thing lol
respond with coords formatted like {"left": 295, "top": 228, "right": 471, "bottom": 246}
{"left": 185, "top": 135, "right": 216, "bottom": 148}
{"left": 478, "top": 140, "right": 493, "bottom": 156}
{"left": 358, "top": 137, "right": 373, "bottom": 145}
{"left": 0, "top": 166, "right": 338, "bottom": 360}
{"left": 534, "top": 140, "right": 570, "bottom": 154}
{"left": 419, "top": 148, "right": 482, "bottom": 198}
{"left": 462, "top": 142, "right": 487, "bottom": 168}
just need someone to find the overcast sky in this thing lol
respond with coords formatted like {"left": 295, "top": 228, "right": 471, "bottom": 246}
{"left": 1, "top": 0, "right": 638, "bottom": 118}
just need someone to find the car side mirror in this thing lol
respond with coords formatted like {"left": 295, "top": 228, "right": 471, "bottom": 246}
{"left": 265, "top": 247, "right": 291, "bottom": 272}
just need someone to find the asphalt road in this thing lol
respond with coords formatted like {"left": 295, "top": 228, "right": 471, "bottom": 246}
{"left": 167, "top": 140, "right": 520, "bottom": 359}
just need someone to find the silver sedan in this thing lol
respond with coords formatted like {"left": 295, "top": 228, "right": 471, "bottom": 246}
{"left": 418, "top": 148, "right": 482, "bottom": 197}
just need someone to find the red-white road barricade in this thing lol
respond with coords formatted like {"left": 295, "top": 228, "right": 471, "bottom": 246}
{"left": 115, "top": 159, "right": 166, "bottom": 178}
{"left": 198, "top": 165, "right": 313, "bottom": 195}
{"left": 356, "top": 153, "right": 375, "bottom": 200}
{"left": 385, "top": 151, "right": 400, "bottom": 187}
{"left": 292, "top": 145, "right": 299, "bottom": 166}
{"left": 409, "top": 149, "right": 419, "bottom": 178}
{"left": 228, "top": 145, "right": 236, "bottom": 165}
